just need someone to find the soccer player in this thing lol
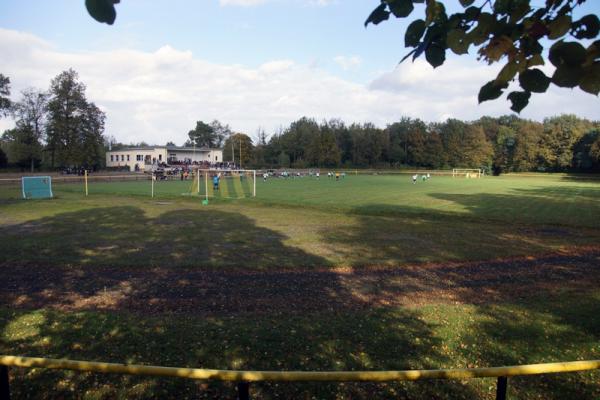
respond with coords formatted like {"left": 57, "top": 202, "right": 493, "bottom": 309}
{"left": 263, "top": 172, "right": 268, "bottom": 182}
{"left": 316, "top": 172, "right": 320, "bottom": 179}
{"left": 335, "top": 172, "right": 340, "bottom": 181}
{"left": 412, "top": 174, "right": 417, "bottom": 184}
{"left": 213, "top": 174, "right": 220, "bottom": 191}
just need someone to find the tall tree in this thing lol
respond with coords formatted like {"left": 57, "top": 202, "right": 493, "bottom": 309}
{"left": 1, "top": 127, "right": 42, "bottom": 170}
{"left": 512, "top": 120, "right": 544, "bottom": 172}
{"left": 365, "top": 0, "right": 600, "bottom": 112}
{"left": 46, "top": 69, "right": 105, "bottom": 168}
{"left": 223, "top": 133, "right": 254, "bottom": 167}
{"left": 12, "top": 88, "right": 49, "bottom": 172}
{"left": 0, "top": 74, "right": 10, "bottom": 117}
{"left": 209, "top": 120, "right": 231, "bottom": 148}
{"left": 186, "top": 120, "right": 217, "bottom": 148}
{"left": 539, "top": 114, "right": 592, "bottom": 170}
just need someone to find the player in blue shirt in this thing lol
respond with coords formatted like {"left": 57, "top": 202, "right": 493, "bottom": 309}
{"left": 213, "top": 174, "right": 220, "bottom": 191}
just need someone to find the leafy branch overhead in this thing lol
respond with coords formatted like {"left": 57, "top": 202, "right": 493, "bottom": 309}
{"left": 85, "top": 0, "right": 121, "bottom": 25}
{"left": 365, "top": 0, "right": 600, "bottom": 113}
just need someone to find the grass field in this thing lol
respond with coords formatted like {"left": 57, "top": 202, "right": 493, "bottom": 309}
{"left": 0, "top": 173, "right": 599, "bottom": 399}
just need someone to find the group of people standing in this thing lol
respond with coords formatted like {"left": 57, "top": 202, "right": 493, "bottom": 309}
{"left": 412, "top": 173, "right": 431, "bottom": 184}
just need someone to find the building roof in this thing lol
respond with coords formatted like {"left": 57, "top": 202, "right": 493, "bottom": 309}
{"left": 108, "top": 146, "right": 223, "bottom": 152}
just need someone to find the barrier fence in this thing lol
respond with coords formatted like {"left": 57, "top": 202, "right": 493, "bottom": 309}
{"left": 1, "top": 355, "right": 598, "bottom": 400}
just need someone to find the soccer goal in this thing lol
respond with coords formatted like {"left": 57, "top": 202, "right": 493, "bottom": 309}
{"left": 189, "top": 169, "right": 256, "bottom": 200}
{"left": 452, "top": 168, "right": 483, "bottom": 178}
{"left": 22, "top": 176, "right": 53, "bottom": 199}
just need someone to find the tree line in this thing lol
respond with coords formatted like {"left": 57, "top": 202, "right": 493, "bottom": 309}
{"left": 2, "top": 70, "right": 599, "bottom": 174}
{"left": 213, "top": 115, "right": 598, "bottom": 174}
{"left": 0, "top": 70, "right": 106, "bottom": 171}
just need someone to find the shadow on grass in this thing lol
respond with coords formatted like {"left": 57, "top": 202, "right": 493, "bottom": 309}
{"left": 324, "top": 201, "right": 600, "bottom": 399}
{"left": 0, "top": 307, "right": 481, "bottom": 399}
{"left": 0, "top": 205, "right": 478, "bottom": 398}
{"left": 459, "top": 295, "right": 600, "bottom": 399}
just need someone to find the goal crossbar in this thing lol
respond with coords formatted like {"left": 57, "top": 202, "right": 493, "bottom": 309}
{"left": 193, "top": 169, "right": 256, "bottom": 200}
{"left": 452, "top": 168, "right": 482, "bottom": 178}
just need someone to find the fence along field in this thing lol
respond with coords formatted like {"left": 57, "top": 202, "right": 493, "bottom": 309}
{"left": 0, "top": 172, "right": 599, "bottom": 398}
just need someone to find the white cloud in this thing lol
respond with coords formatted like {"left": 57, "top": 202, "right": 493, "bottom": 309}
{"left": 219, "top": 0, "right": 267, "bottom": 6}
{"left": 333, "top": 55, "right": 362, "bottom": 70}
{"left": 218, "top": 0, "right": 336, "bottom": 6}
{"left": 0, "top": 28, "right": 598, "bottom": 145}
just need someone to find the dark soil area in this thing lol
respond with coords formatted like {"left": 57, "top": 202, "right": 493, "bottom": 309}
{"left": 2, "top": 247, "right": 599, "bottom": 316}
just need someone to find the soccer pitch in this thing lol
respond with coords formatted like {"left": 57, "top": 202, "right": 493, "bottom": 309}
{"left": 1, "top": 173, "right": 599, "bottom": 399}
{"left": 50, "top": 173, "right": 600, "bottom": 227}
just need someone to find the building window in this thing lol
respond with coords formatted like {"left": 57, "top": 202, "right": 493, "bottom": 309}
{"left": 127, "top": 155, "right": 130, "bottom": 161}
{"left": 159, "top": 154, "right": 162, "bottom": 161}
{"left": 121, "top": 155, "right": 125, "bottom": 162}
{"left": 137, "top": 155, "right": 143, "bottom": 161}
{"left": 215, "top": 155, "right": 218, "bottom": 161}
{"left": 110, "top": 155, "right": 114, "bottom": 162}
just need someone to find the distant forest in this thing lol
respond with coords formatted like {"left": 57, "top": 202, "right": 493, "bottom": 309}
{"left": 2, "top": 70, "right": 599, "bottom": 174}
{"left": 231, "top": 114, "right": 600, "bottom": 174}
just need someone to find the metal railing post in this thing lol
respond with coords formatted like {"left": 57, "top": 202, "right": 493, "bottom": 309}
{"left": 0, "top": 365, "right": 10, "bottom": 400}
{"left": 237, "top": 381, "right": 249, "bottom": 400}
{"left": 496, "top": 376, "right": 507, "bottom": 400}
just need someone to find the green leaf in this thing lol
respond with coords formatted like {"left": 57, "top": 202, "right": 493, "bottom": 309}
{"left": 425, "top": 0, "right": 446, "bottom": 25}
{"left": 547, "top": 15, "right": 571, "bottom": 40}
{"left": 571, "top": 14, "right": 600, "bottom": 40}
{"left": 509, "top": 0, "right": 530, "bottom": 24}
{"left": 552, "top": 65, "right": 584, "bottom": 88}
{"left": 446, "top": 29, "right": 469, "bottom": 55}
{"left": 549, "top": 41, "right": 587, "bottom": 67}
{"left": 387, "top": 0, "right": 414, "bottom": 18}
{"left": 552, "top": 64, "right": 584, "bottom": 88}
{"left": 507, "top": 90, "right": 531, "bottom": 113}
{"left": 459, "top": 0, "right": 475, "bottom": 6}
{"left": 85, "top": 0, "right": 117, "bottom": 25}
{"left": 425, "top": 44, "right": 446, "bottom": 68}
{"left": 527, "top": 54, "right": 545, "bottom": 67}
{"left": 496, "top": 61, "right": 519, "bottom": 83}
{"left": 478, "top": 80, "right": 508, "bottom": 103}
{"left": 405, "top": 20, "right": 426, "bottom": 47}
{"left": 579, "top": 62, "right": 600, "bottom": 95}
{"left": 519, "top": 68, "right": 551, "bottom": 93}
{"left": 365, "top": 3, "right": 390, "bottom": 27}
{"left": 464, "top": 6, "right": 479, "bottom": 21}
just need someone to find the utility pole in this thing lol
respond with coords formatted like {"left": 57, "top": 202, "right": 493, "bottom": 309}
{"left": 240, "top": 135, "right": 242, "bottom": 168}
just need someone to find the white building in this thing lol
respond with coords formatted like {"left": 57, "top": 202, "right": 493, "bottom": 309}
{"left": 106, "top": 146, "right": 224, "bottom": 172}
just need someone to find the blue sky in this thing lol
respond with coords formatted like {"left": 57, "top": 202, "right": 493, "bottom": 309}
{"left": 0, "top": 1, "right": 599, "bottom": 144}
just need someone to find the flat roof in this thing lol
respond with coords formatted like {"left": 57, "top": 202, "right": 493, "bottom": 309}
{"left": 108, "top": 146, "right": 222, "bottom": 152}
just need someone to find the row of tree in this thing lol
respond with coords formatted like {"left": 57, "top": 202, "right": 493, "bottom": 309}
{"left": 215, "top": 115, "right": 599, "bottom": 174}
{"left": 2, "top": 69, "right": 599, "bottom": 173}
{"left": 0, "top": 70, "right": 106, "bottom": 171}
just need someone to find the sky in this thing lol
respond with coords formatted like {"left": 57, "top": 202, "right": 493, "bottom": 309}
{"left": 0, "top": 0, "right": 599, "bottom": 145}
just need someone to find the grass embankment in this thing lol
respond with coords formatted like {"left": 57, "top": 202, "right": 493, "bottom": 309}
{"left": 0, "top": 173, "right": 599, "bottom": 398}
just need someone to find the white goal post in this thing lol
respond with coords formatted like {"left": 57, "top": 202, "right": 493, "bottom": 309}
{"left": 193, "top": 169, "right": 257, "bottom": 200}
{"left": 452, "top": 168, "right": 483, "bottom": 178}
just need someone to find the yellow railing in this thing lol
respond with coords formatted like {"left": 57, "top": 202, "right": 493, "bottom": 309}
{"left": 1, "top": 355, "right": 599, "bottom": 400}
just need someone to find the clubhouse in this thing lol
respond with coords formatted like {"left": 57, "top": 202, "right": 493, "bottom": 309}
{"left": 106, "top": 146, "right": 224, "bottom": 172}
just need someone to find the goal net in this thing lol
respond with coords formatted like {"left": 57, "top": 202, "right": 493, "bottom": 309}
{"left": 189, "top": 169, "right": 256, "bottom": 199}
{"left": 452, "top": 168, "right": 482, "bottom": 178}
{"left": 22, "top": 176, "right": 53, "bottom": 199}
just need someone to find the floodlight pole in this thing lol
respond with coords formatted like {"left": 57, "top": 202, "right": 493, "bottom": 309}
{"left": 151, "top": 174, "right": 154, "bottom": 198}
{"left": 253, "top": 170, "right": 256, "bottom": 197}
